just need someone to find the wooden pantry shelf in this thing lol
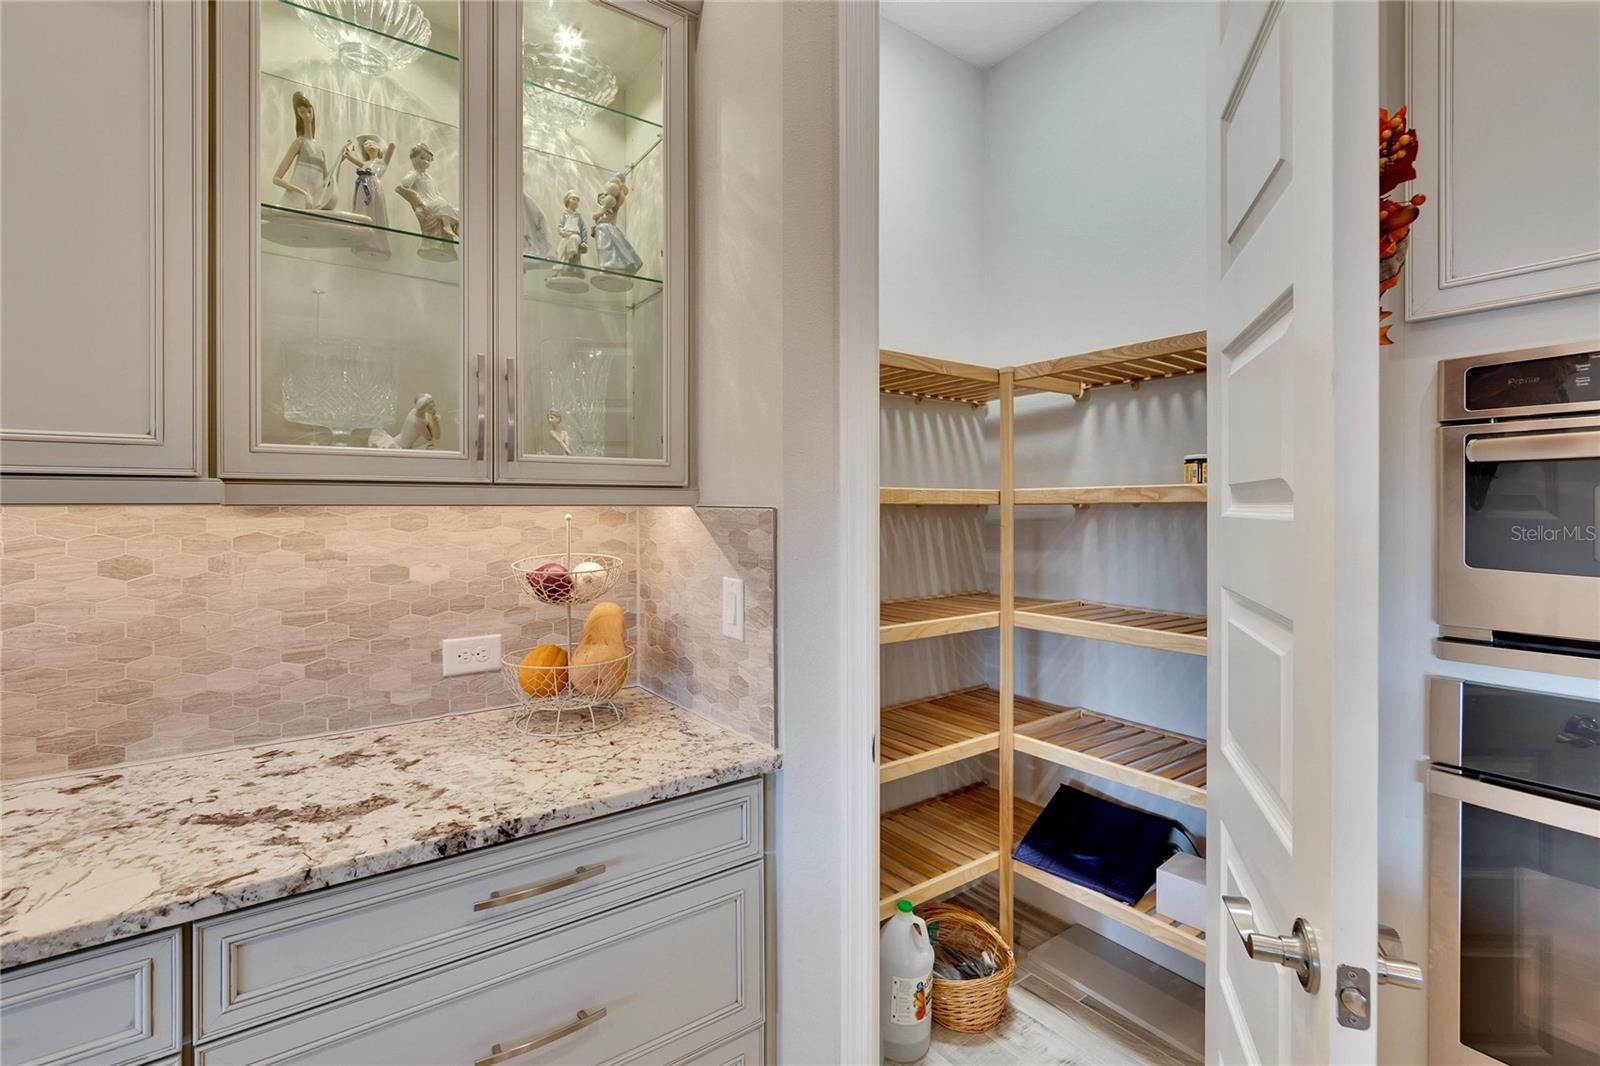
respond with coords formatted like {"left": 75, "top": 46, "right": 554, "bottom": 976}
{"left": 880, "top": 351, "right": 1002, "bottom": 406}
{"left": 880, "top": 687, "right": 1061, "bottom": 783}
{"left": 881, "top": 486, "right": 1000, "bottom": 506}
{"left": 1016, "top": 599, "right": 1207, "bottom": 656}
{"left": 1016, "top": 484, "right": 1206, "bottom": 506}
{"left": 881, "top": 593, "right": 1057, "bottom": 644}
{"left": 1013, "top": 331, "right": 1207, "bottom": 399}
{"left": 880, "top": 784, "right": 1028, "bottom": 918}
{"left": 1015, "top": 701, "right": 1207, "bottom": 808}
{"left": 1013, "top": 861, "right": 1207, "bottom": 962}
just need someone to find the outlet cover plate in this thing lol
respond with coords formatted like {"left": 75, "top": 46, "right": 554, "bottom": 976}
{"left": 442, "top": 634, "right": 501, "bottom": 677}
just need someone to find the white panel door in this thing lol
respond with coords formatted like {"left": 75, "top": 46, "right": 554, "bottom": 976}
{"left": 0, "top": 1, "right": 205, "bottom": 476}
{"left": 1205, "top": 2, "right": 1382, "bottom": 1062}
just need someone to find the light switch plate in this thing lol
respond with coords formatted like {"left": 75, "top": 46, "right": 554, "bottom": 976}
{"left": 442, "top": 634, "right": 501, "bottom": 676}
{"left": 722, "top": 577, "right": 745, "bottom": 641}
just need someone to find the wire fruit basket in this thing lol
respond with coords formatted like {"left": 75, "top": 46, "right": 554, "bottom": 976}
{"left": 503, "top": 515, "right": 631, "bottom": 738}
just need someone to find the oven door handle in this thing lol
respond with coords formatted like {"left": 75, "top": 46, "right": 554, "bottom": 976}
{"left": 1465, "top": 429, "right": 1600, "bottom": 463}
{"left": 1428, "top": 769, "right": 1600, "bottom": 838}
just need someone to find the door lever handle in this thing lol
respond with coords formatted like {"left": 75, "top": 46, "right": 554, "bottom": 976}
{"left": 1377, "top": 924, "right": 1423, "bottom": 990}
{"left": 1223, "top": 895, "right": 1321, "bottom": 992}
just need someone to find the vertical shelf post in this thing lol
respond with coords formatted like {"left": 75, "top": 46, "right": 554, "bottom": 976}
{"left": 997, "top": 369, "right": 1016, "bottom": 945}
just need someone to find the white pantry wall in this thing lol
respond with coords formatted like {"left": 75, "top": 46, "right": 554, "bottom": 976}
{"left": 879, "top": 1, "right": 1208, "bottom": 980}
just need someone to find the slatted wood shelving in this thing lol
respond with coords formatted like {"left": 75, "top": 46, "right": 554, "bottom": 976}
{"left": 880, "top": 688, "right": 1062, "bottom": 783}
{"left": 879, "top": 351, "right": 1001, "bottom": 406}
{"left": 1015, "top": 701, "right": 1207, "bottom": 808}
{"left": 881, "top": 486, "right": 1000, "bottom": 506}
{"left": 879, "top": 784, "right": 1031, "bottom": 919}
{"left": 1013, "top": 861, "right": 1207, "bottom": 962}
{"left": 1016, "top": 599, "right": 1207, "bottom": 656}
{"left": 1016, "top": 484, "right": 1205, "bottom": 506}
{"left": 879, "top": 593, "right": 1055, "bottom": 644}
{"left": 1013, "top": 331, "right": 1207, "bottom": 399}
{"left": 876, "top": 332, "right": 1211, "bottom": 952}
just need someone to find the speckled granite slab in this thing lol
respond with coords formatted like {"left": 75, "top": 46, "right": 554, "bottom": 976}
{"left": 0, "top": 689, "right": 779, "bottom": 968}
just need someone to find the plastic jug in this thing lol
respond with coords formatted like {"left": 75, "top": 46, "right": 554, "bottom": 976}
{"left": 880, "top": 899, "right": 935, "bottom": 1062}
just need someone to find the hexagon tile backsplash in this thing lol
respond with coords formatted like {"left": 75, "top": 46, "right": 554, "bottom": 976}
{"left": 0, "top": 505, "right": 775, "bottom": 782}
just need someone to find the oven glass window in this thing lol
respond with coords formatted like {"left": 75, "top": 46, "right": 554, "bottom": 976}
{"left": 1459, "top": 803, "right": 1600, "bottom": 1066}
{"left": 1464, "top": 456, "right": 1600, "bottom": 577}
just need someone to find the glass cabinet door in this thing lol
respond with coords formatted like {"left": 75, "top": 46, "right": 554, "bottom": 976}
{"left": 495, "top": 0, "right": 688, "bottom": 485}
{"left": 218, "top": 0, "right": 492, "bottom": 480}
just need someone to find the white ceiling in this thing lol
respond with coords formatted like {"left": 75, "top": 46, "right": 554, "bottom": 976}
{"left": 880, "top": 0, "right": 1092, "bottom": 69}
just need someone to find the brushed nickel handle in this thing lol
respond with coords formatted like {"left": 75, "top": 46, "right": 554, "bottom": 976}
{"left": 503, "top": 354, "right": 516, "bottom": 462}
{"left": 473, "top": 863, "right": 606, "bottom": 912}
{"left": 1466, "top": 429, "right": 1600, "bottom": 463}
{"left": 1223, "top": 895, "right": 1320, "bottom": 992}
{"left": 474, "top": 1007, "right": 606, "bottom": 1066}
{"left": 475, "top": 352, "right": 487, "bottom": 460}
{"left": 1377, "top": 924, "right": 1423, "bottom": 990}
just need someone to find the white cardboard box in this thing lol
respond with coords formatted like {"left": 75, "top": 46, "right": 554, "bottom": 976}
{"left": 1155, "top": 852, "right": 1205, "bottom": 930}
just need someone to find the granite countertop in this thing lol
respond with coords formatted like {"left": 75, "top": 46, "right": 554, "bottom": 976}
{"left": 0, "top": 689, "right": 780, "bottom": 969}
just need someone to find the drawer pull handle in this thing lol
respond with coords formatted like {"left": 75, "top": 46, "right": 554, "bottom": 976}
{"left": 473, "top": 863, "right": 607, "bottom": 912}
{"left": 475, "top": 1007, "right": 607, "bottom": 1066}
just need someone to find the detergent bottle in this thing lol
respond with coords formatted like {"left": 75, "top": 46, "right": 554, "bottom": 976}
{"left": 880, "top": 899, "right": 935, "bottom": 1062}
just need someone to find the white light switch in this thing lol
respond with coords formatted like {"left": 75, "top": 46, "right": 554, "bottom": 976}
{"left": 722, "top": 577, "right": 745, "bottom": 641}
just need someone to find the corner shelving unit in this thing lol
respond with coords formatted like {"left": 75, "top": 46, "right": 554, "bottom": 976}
{"left": 877, "top": 331, "right": 1209, "bottom": 956}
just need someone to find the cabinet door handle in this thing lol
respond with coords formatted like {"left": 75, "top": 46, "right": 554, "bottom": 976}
{"left": 474, "top": 353, "right": 487, "bottom": 460}
{"left": 503, "top": 355, "right": 516, "bottom": 462}
{"left": 474, "top": 1007, "right": 606, "bottom": 1066}
{"left": 473, "top": 863, "right": 607, "bottom": 912}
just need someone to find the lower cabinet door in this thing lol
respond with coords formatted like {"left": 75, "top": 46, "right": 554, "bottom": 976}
{"left": 196, "top": 862, "right": 762, "bottom": 1065}
{"left": 672, "top": 1026, "right": 765, "bottom": 1066}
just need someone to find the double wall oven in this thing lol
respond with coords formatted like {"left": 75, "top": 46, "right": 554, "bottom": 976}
{"left": 1438, "top": 342, "right": 1600, "bottom": 664}
{"left": 1429, "top": 678, "right": 1600, "bottom": 1066}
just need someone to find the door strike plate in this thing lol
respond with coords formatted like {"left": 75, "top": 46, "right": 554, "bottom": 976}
{"left": 1336, "top": 964, "right": 1371, "bottom": 1030}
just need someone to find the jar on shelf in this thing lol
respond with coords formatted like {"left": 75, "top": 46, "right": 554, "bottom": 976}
{"left": 1183, "top": 454, "right": 1208, "bottom": 485}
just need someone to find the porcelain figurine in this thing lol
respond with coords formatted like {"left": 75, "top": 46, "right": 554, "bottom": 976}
{"left": 590, "top": 171, "right": 642, "bottom": 290}
{"left": 547, "top": 409, "right": 572, "bottom": 456}
{"left": 398, "top": 393, "right": 442, "bottom": 449}
{"left": 396, "top": 144, "right": 460, "bottom": 259}
{"left": 522, "top": 188, "right": 553, "bottom": 260}
{"left": 343, "top": 134, "right": 395, "bottom": 259}
{"left": 273, "top": 92, "right": 339, "bottom": 211}
{"left": 547, "top": 191, "right": 590, "bottom": 293}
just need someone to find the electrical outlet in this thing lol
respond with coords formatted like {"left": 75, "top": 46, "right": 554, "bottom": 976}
{"left": 722, "top": 577, "right": 745, "bottom": 641}
{"left": 442, "top": 634, "right": 501, "bottom": 677}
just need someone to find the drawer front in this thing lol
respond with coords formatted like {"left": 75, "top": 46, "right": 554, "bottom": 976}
{"left": 198, "top": 861, "right": 763, "bottom": 1066}
{"left": 673, "top": 1025, "right": 765, "bottom": 1066}
{"left": 195, "top": 779, "right": 761, "bottom": 1040}
{"left": 0, "top": 930, "right": 181, "bottom": 1066}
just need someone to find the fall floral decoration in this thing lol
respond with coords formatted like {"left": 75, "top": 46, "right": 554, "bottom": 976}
{"left": 1378, "top": 106, "right": 1426, "bottom": 345}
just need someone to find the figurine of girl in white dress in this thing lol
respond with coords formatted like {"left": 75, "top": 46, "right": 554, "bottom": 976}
{"left": 273, "top": 92, "right": 338, "bottom": 211}
{"left": 547, "top": 190, "right": 590, "bottom": 292}
{"left": 369, "top": 393, "right": 441, "bottom": 450}
{"left": 342, "top": 134, "right": 395, "bottom": 259}
{"left": 395, "top": 143, "right": 460, "bottom": 259}
{"left": 591, "top": 171, "right": 643, "bottom": 289}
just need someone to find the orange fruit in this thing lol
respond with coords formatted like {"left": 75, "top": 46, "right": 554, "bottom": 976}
{"left": 517, "top": 644, "right": 567, "bottom": 697}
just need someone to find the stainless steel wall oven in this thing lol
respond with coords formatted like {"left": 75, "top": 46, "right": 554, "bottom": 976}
{"left": 1438, "top": 342, "right": 1600, "bottom": 662}
{"left": 1428, "top": 677, "right": 1600, "bottom": 1066}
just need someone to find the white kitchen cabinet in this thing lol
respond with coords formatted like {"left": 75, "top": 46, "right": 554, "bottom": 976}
{"left": 196, "top": 862, "right": 763, "bottom": 1066}
{"left": 192, "top": 778, "right": 761, "bottom": 1040}
{"left": 215, "top": 0, "right": 690, "bottom": 487}
{"left": 0, "top": 1, "right": 206, "bottom": 477}
{"left": 0, "top": 930, "right": 182, "bottom": 1066}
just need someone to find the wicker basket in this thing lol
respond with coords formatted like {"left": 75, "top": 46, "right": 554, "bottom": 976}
{"left": 918, "top": 902, "right": 1014, "bottom": 1033}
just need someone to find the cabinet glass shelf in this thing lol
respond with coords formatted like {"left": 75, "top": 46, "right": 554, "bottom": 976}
{"left": 278, "top": 0, "right": 458, "bottom": 63}
{"left": 260, "top": 203, "right": 460, "bottom": 283}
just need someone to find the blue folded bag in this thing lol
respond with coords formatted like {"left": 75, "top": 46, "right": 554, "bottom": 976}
{"left": 1013, "top": 784, "right": 1181, "bottom": 905}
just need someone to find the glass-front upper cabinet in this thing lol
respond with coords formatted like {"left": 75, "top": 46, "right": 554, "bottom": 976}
{"left": 493, "top": 0, "right": 688, "bottom": 485}
{"left": 217, "top": 0, "right": 689, "bottom": 485}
